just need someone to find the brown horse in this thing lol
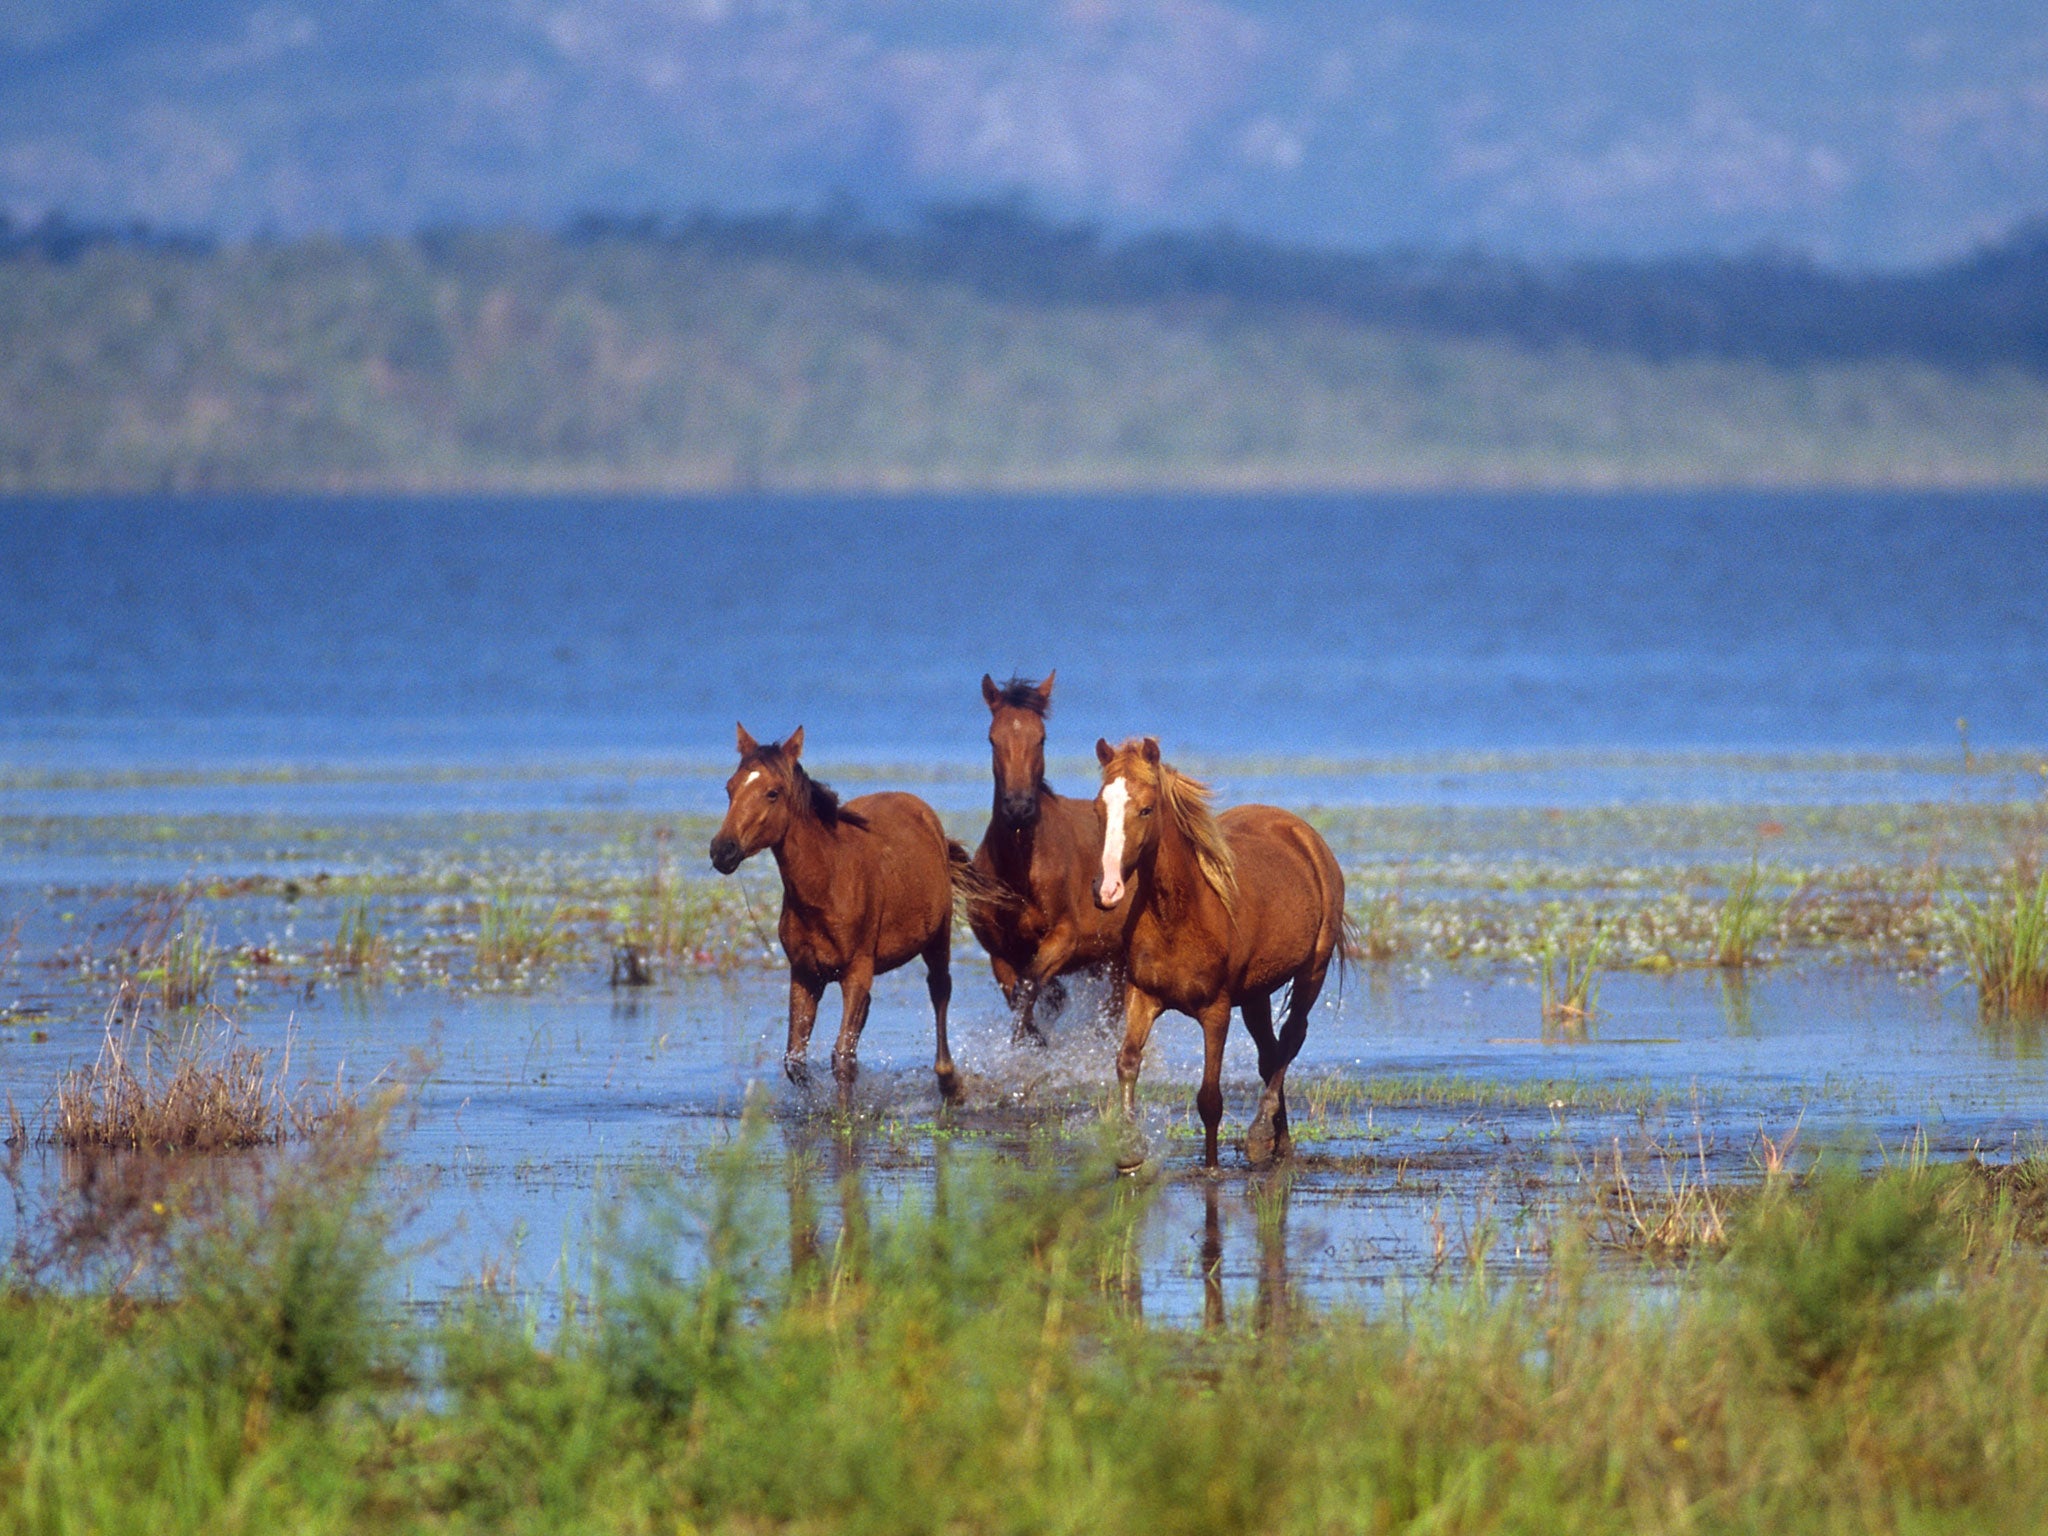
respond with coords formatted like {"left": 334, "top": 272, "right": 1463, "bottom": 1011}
{"left": 709, "top": 724, "right": 967, "bottom": 1098}
{"left": 1093, "top": 737, "right": 1347, "bottom": 1171}
{"left": 966, "top": 672, "right": 1131, "bottom": 1044}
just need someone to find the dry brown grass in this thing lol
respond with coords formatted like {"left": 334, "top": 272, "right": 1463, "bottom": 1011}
{"left": 49, "top": 1004, "right": 302, "bottom": 1153}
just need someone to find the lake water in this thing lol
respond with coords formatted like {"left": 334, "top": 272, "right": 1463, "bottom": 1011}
{"left": 5, "top": 490, "right": 2048, "bottom": 1315}
{"left": 5, "top": 491, "right": 2046, "bottom": 778}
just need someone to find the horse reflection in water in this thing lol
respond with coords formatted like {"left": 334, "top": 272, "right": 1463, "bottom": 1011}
{"left": 781, "top": 1120, "right": 872, "bottom": 1289}
{"left": 1196, "top": 1178, "right": 1297, "bottom": 1334}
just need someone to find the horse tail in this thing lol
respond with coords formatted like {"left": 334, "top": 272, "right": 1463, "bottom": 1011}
{"left": 947, "top": 840, "right": 1018, "bottom": 922}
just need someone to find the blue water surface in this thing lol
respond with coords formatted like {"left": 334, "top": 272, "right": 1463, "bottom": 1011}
{"left": 3, "top": 491, "right": 2044, "bottom": 772}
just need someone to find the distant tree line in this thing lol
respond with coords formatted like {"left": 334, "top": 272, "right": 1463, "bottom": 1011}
{"left": 8, "top": 196, "right": 2039, "bottom": 374}
{"left": 6, "top": 196, "right": 2047, "bottom": 376}
{"left": 562, "top": 199, "right": 2048, "bottom": 376}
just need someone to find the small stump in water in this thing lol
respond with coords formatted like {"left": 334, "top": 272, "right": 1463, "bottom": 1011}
{"left": 610, "top": 943, "right": 654, "bottom": 987}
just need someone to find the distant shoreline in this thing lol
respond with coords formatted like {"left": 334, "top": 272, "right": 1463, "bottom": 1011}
{"left": 7, "top": 227, "right": 2048, "bottom": 495}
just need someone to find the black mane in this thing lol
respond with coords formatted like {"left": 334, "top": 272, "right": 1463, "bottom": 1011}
{"left": 994, "top": 676, "right": 1051, "bottom": 716}
{"left": 745, "top": 739, "right": 867, "bottom": 829}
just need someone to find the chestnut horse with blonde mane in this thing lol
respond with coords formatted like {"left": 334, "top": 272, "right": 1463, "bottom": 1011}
{"left": 1093, "top": 737, "right": 1348, "bottom": 1170}
{"left": 967, "top": 672, "right": 1131, "bottom": 1044}
{"left": 710, "top": 724, "right": 969, "bottom": 1098}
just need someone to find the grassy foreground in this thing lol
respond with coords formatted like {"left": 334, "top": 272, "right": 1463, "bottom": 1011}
{"left": 8, "top": 1110, "right": 2048, "bottom": 1534}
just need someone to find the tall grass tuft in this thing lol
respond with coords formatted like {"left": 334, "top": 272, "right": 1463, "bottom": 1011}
{"left": 327, "top": 896, "right": 387, "bottom": 972}
{"left": 131, "top": 914, "right": 218, "bottom": 1010}
{"left": 1539, "top": 922, "right": 1609, "bottom": 1027}
{"left": 1353, "top": 890, "right": 1404, "bottom": 961}
{"left": 476, "top": 890, "right": 564, "bottom": 977}
{"left": 51, "top": 1009, "right": 294, "bottom": 1152}
{"left": 615, "top": 834, "right": 747, "bottom": 976}
{"left": 1951, "top": 866, "right": 2048, "bottom": 1020}
{"left": 1714, "top": 855, "right": 1781, "bottom": 967}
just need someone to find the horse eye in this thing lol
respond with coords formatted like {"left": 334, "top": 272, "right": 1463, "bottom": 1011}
{"left": 1138, "top": 806, "right": 1153, "bottom": 817}
{"left": 765, "top": 788, "right": 780, "bottom": 801}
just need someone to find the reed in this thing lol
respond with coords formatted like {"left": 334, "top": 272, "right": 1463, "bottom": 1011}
{"left": 327, "top": 896, "right": 387, "bottom": 972}
{"left": 1353, "top": 890, "right": 1404, "bottom": 961}
{"left": 1951, "top": 866, "right": 2048, "bottom": 1019}
{"left": 1539, "top": 922, "right": 1609, "bottom": 1026}
{"left": 130, "top": 914, "right": 217, "bottom": 1010}
{"left": 1713, "top": 856, "right": 1780, "bottom": 967}
{"left": 475, "top": 890, "right": 564, "bottom": 976}
{"left": 51, "top": 1008, "right": 292, "bottom": 1153}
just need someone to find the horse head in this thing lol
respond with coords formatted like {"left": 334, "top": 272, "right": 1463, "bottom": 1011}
{"left": 710, "top": 722, "right": 805, "bottom": 873}
{"left": 981, "top": 671, "right": 1054, "bottom": 829}
{"left": 1092, "top": 735, "right": 1161, "bottom": 909}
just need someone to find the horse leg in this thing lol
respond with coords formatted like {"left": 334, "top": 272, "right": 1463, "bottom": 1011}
{"left": 1266, "top": 964, "right": 1328, "bottom": 1160}
{"left": 990, "top": 953, "right": 1022, "bottom": 1011}
{"left": 1113, "top": 988, "right": 1165, "bottom": 1172}
{"left": 923, "top": 930, "right": 960, "bottom": 1102}
{"left": 1195, "top": 999, "right": 1233, "bottom": 1173}
{"left": 829, "top": 959, "right": 875, "bottom": 1095}
{"left": 1241, "top": 990, "right": 1284, "bottom": 1168}
{"left": 785, "top": 969, "right": 825, "bottom": 1086}
{"left": 1015, "top": 925, "right": 1079, "bottom": 1048}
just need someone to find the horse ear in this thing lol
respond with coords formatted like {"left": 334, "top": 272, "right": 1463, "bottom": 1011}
{"left": 981, "top": 673, "right": 1000, "bottom": 710}
{"left": 736, "top": 722, "right": 757, "bottom": 755}
{"left": 786, "top": 725, "right": 805, "bottom": 761}
{"left": 1140, "top": 736, "right": 1160, "bottom": 764}
{"left": 1095, "top": 737, "right": 1114, "bottom": 766}
{"left": 1037, "top": 670, "right": 1056, "bottom": 701}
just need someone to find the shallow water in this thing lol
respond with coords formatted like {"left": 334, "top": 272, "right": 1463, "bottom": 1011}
{"left": 5, "top": 490, "right": 2048, "bottom": 1319}
{"left": 5, "top": 917, "right": 2042, "bottom": 1322}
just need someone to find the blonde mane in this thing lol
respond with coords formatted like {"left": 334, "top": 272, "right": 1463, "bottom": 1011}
{"left": 1108, "top": 745, "right": 1237, "bottom": 910}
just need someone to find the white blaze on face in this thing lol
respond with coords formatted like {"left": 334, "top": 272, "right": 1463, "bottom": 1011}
{"left": 1098, "top": 776, "right": 1130, "bottom": 906}
{"left": 742, "top": 770, "right": 761, "bottom": 787}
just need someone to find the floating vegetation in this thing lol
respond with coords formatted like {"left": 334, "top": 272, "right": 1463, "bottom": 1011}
{"left": 1951, "top": 866, "right": 2048, "bottom": 1020}
{"left": 1713, "top": 856, "right": 1782, "bottom": 967}
{"left": 1539, "top": 922, "right": 1609, "bottom": 1028}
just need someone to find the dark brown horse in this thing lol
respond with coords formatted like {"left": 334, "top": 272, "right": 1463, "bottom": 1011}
{"left": 1093, "top": 737, "right": 1348, "bottom": 1171}
{"left": 966, "top": 672, "right": 1131, "bottom": 1044}
{"left": 709, "top": 724, "right": 967, "bottom": 1098}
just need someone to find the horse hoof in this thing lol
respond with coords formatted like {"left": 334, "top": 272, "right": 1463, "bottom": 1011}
{"left": 935, "top": 1062, "right": 961, "bottom": 1103}
{"left": 1245, "top": 1115, "right": 1277, "bottom": 1169}
{"left": 1012, "top": 1024, "right": 1048, "bottom": 1049}
{"left": 782, "top": 1054, "right": 812, "bottom": 1087}
{"left": 1112, "top": 1129, "right": 1150, "bottom": 1174}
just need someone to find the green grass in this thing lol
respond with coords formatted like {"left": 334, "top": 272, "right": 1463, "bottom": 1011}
{"left": 130, "top": 915, "right": 217, "bottom": 1010}
{"left": 327, "top": 897, "right": 386, "bottom": 972}
{"left": 475, "top": 891, "right": 566, "bottom": 977}
{"left": 1952, "top": 867, "right": 2048, "bottom": 1020}
{"left": 1538, "top": 922, "right": 1609, "bottom": 1028}
{"left": 1713, "top": 855, "right": 1783, "bottom": 967}
{"left": 14, "top": 1128, "right": 2048, "bottom": 1532}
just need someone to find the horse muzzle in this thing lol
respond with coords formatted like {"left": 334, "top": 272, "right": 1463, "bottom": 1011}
{"left": 1094, "top": 873, "right": 1126, "bottom": 910}
{"left": 708, "top": 836, "right": 745, "bottom": 875}
{"left": 1001, "top": 793, "right": 1040, "bottom": 828}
